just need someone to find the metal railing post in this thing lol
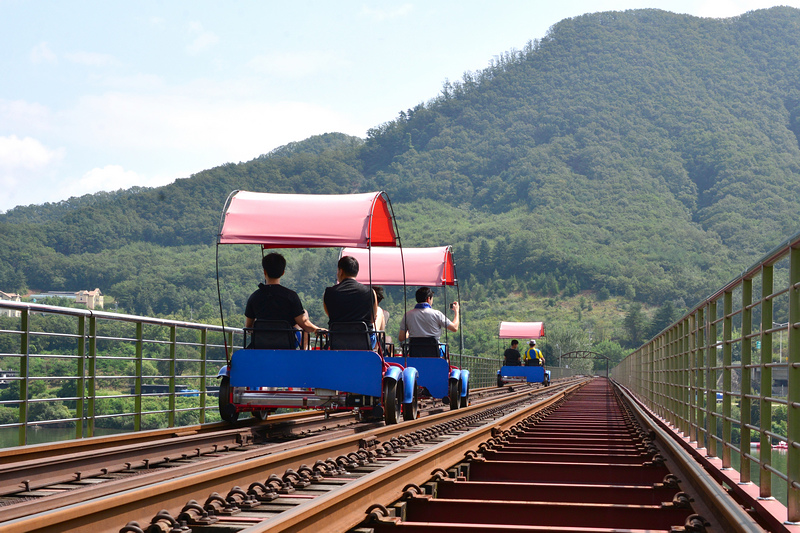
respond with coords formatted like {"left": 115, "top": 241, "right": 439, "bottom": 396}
{"left": 18, "top": 309, "right": 30, "bottom": 446}
{"left": 657, "top": 335, "right": 665, "bottom": 417}
{"left": 695, "top": 306, "right": 706, "bottom": 446}
{"left": 648, "top": 342, "right": 654, "bottom": 408}
{"left": 680, "top": 317, "right": 692, "bottom": 435}
{"left": 169, "top": 324, "right": 176, "bottom": 427}
{"left": 134, "top": 322, "right": 143, "bottom": 432}
{"left": 76, "top": 314, "right": 86, "bottom": 440}
{"left": 787, "top": 246, "right": 800, "bottom": 519}
{"left": 706, "top": 300, "right": 717, "bottom": 458}
{"left": 87, "top": 315, "right": 97, "bottom": 437}
{"left": 760, "top": 264, "right": 773, "bottom": 498}
{"left": 722, "top": 290, "right": 732, "bottom": 469}
{"left": 200, "top": 328, "right": 208, "bottom": 424}
{"left": 688, "top": 313, "right": 697, "bottom": 443}
{"left": 741, "top": 277, "right": 753, "bottom": 483}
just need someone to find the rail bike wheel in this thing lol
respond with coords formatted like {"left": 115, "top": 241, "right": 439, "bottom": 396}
{"left": 218, "top": 376, "right": 239, "bottom": 423}
{"left": 383, "top": 379, "right": 401, "bottom": 425}
{"left": 460, "top": 382, "right": 469, "bottom": 408}
{"left": 402, "top": 384, "right": 419, "bottom": 421}
{"left": 252, "top": 410, "right": 268, "bottom": 421}
{"left": 448, "top": 379, "right": 461, "bottom": 410}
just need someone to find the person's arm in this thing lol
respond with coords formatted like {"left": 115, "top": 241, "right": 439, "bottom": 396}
{"left": 294, "top": 311, "right": 321, "bottom": 334}
{"left": 398, "top": 312, "right": 407, "bottom": 342}
{"left": 245, "top": 317, "right": 255, "bottom": 328}
{"left": 372, "top": 290, "right": 379, "bottom": 327}
{"left": 446, "top": 302, "right": 460, "bottom": 332}
{"left": 374, "top": 308, "right": 386, "bottom": 331}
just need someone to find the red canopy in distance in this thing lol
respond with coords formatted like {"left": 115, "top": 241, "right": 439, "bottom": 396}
{"left": 499, "top": 321, "right": 545, "bottom": 339}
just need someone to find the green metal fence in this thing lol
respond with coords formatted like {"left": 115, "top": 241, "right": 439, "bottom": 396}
{"left": 0, "top": 301, "right": 235, "bottom": 447}
{"left": 0, "top": 301, "right": 513, "bottom": 447}
{"left": 611, "top": 230, "right": 800, "bottom": 520}
{"left": 452, "top": 353, "right": 501, "bottom": 388}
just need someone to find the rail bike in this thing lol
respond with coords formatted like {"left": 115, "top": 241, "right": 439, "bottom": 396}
{"left": 215, "top": 191, "right": 418, "bottom": 425}
{"left": 341, "top": 245, "right": 470, "bottom": 411}
{"left": 496, "top": 321, "right": 551, "bottom": 387}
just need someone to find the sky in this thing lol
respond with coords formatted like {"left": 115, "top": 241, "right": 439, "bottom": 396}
{"left": 2, "top": 0, "right": 799, "bottom": 213}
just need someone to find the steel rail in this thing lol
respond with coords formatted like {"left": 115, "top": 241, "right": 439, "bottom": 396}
{"left": 0, "top": 381, "right": 577, "bottom": 533}
{"left": 0, "top": 411, "right": 332, "bottom": 497}
{"left": 0, "top": 410, "right": 325, "bottom": 463}
{"left": 0, "top": 383, "right": 511, "bottom": 499}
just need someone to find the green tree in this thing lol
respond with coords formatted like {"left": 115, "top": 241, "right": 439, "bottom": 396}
{"left": 624, "top": 303, "right": 648, "bottom": 348}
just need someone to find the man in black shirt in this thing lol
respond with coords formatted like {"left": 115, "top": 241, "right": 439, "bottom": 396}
{"left": 323, "top": 255, "right": 378, "bottom": 326}
{"left": 245, "top": 253, "right": 321, "bottom": 346}
{"left": 503, "top": 339, "right": 522, "bottom": 366}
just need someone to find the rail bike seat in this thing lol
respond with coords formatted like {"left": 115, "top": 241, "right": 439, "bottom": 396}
{"left": 245, "top": 319, "right": 297, "bottom": 349}
{"left": 403, "top": 336, "right": 445, "bottom": 358}
{"left": 328, "top": 321, "right": 374, "bottom": 351}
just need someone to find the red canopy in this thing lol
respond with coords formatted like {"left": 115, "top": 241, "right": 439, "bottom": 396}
{"left": 499, "top": 321, "right": 545, "bottom": 339}
{"left": 341, "top": 246, "right": 456, "bottom": 286}
{"left": 218, "top": 191, "right": 398, "bottom": 248}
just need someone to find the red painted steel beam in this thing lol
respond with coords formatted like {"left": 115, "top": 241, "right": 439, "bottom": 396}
{"left": 468, "top": 460, "right": 671, "bottom": 485}
{"left": 400, "top": 496, "right": 693, "bottom": 530}
{"left": 435, "top": 480, "right": 681, "bottom": 505}
{"left": 480, "top": 451, "right": 652, "bottom": 464}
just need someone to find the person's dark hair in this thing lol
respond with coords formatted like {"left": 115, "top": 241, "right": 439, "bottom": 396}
{"left": 262, "top": 252, "right": 286, "bottom": 279}
{"left": 338, "top": 255, "right": 359, "bottom": 277}
{"left": 415, "top": 286, "right": 434, "bottom": 303}
{"left": 511, "top": 340, "right": 518, "bottom": 346}
{"left": 374, "top": 286, "right": 385, "bottom": 303}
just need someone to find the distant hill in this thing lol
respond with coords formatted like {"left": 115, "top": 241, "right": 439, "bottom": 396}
{"left": 2, "top": 8, "right": 800, "bottom": 355}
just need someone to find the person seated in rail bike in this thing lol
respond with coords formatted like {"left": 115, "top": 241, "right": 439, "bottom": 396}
{"left": 522, "top": 339, "right": 544, "bottom": 366}
{"left": 398, "top": 287, "right": 459, "bottom": 358}
{"left": 323, "top": 255, "right": 379, "bottom": 350}
{"left": 503, "top": 339, "right": 522, "bottom": 366}
{"left": 373, "top": 286, "right": 389, "bottom": 334}
{"left": 244, "top": 252, "right": 323, "bottom": 348}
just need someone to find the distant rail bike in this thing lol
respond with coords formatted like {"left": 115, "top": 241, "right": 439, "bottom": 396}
{"left": 496, "top": 321, "right": 551, "bottom": 387}
{"left": 342, "top": 245, "right": 470, "bottom": 411}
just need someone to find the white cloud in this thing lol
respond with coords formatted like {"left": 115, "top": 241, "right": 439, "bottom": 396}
{"left": 96, "top": 73, "right": 165, "bottom": 91}
{"left": 360, "top": 4, "right": 414, "bottom": 21}
{"left": 0, "top": 99, "right": 52, "bottom": 132}
{"left": 64, "top": 51, "right": 116, "bottom": 67}
{"left": 0, "top": 135, "right": 63, "bottom": 170}
{"left": 62, "top": 90, "right": 365, "bottom": 159}
{"left": 247, "top": 50, "right": 348, "bottom": 78}
{"left": 30, "top": 42, "right": 57, "bottom": 64}
{"left": 186, "top": 21, "right": 219, "bottom": 54}
{"left": 0, "top": 136, "right": 65, "bottom": 211}
{"left": 0, "top": 86, "right": 369, "bottom": 210}
{"left": 77, "top": 165, "right": 142, "bottom": 191}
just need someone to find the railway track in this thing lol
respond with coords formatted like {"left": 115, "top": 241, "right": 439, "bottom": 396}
{"left": 0, "top": 380, "right": 574, "bottom": 532}
{"left": 0, "top": 382, "right": 520, "bottom": 504}
{"left": 351, "top": 378, "right": 765, "bottom": 533}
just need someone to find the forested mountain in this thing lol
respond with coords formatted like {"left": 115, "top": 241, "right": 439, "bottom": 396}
{"left": 2, "top": 8, "right": 800, "bottom": 359}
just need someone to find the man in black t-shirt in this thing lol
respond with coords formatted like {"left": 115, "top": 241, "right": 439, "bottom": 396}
{"left": 503, "top": 340, "right": 522, "bottom": 366}
{"left": 323, "top": 256, "right": 378, "bottom": 327}
{"left": 245, "top": 253, "right": 321, "bottom": 346}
